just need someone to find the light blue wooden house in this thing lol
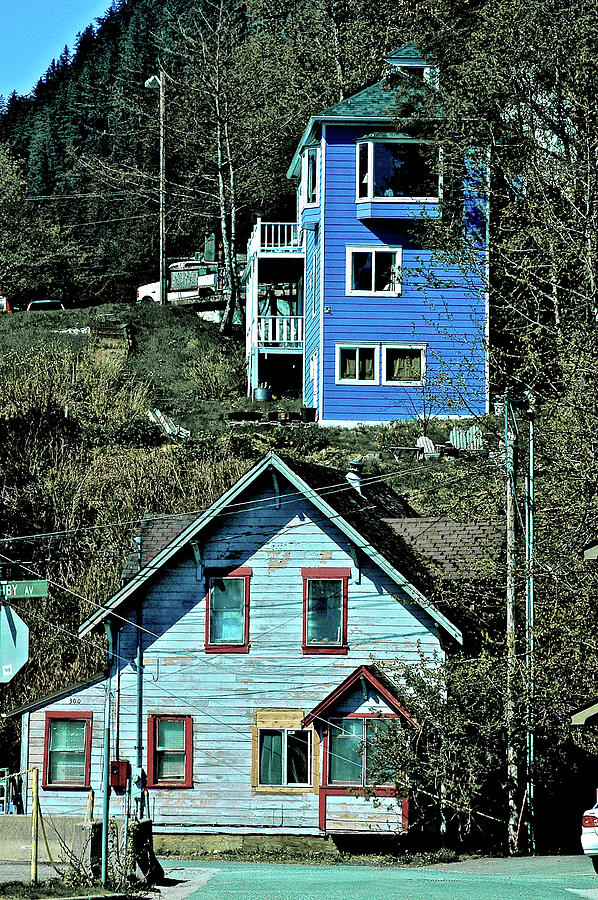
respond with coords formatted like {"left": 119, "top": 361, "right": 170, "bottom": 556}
{"left": 245, "top": 44, "right": 489, "bottom": 424}
{"left": 10, "top": 453, "right": 504, "bottom": 842}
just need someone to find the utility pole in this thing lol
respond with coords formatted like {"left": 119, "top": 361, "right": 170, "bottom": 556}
{"left": 525, "top": 395, "right": 536, "bottom": 853}
{"left": 145, "top": 71, "right": 166, "bottom": 305}
{"left": 505, "top": 395, "right": 519, "bottom": 853}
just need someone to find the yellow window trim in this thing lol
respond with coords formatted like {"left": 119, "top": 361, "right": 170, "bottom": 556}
{"left": 251, "top": 709, "right": 320, "bottom": 794}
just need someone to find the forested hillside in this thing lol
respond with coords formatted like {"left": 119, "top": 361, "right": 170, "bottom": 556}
{"left": 0, "top": 0, "right": 406, "bottom": 310}
{"left": 1, "top": 0, "right": 598, "bottom": 857}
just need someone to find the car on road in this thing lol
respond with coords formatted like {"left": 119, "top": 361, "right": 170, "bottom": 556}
{"left": 0, "top": 295, "right": 16, "bottom": 313}
{"left": 581, "top": 802, "right": 598, "bottom": 871}
{"left": 26, "top": 299, "right": 66, "bottom": 311}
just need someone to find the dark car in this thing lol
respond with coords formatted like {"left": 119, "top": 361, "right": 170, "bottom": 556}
{"left": 26, "top": 299, "right": 66, "bottom": 311}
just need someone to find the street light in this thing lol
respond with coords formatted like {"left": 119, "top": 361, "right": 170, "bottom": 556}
{"left": 145, "top": 72, "right": 166, "bottom": 305}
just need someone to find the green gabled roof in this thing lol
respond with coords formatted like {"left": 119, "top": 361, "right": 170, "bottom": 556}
{"left": 385, "top": 42, "right": 428, "bottom": 65}
{"left": 318, "top": 79, "right": 397, "bottom": 119}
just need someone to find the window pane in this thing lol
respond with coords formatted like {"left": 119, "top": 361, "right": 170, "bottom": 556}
{"left": 49, "top": 719, "right": 86, "bottom": 752}
{"left": 259, "top": 730, "right": 283, "bottom": 785}
{"left": 329, "top": 718, "right": 363, "bottom": 783}
{"left": 209, "top": 578, "right": 245, "bottom": 644}
{"left": 157, "top": 751, "right": 185, "bottom": 780}
{"left": 366, "top": 719, "right": 394, "bottom": 782}
{"left": 373, "top": 143, "right": 438, "bottom": 198}
{"left": 157, "top": 719, "right": 185, "bottom": 751}
{"left": 306, "top": 580, "right": 342, "bottom": 644}
{"left": 386, "top": 348, "right": 422, "bottom": 382}
{"left": 351, "top": 251, "right": 373, "bottom": 291}
{"left": 49, "top": 751, "right": 85, "bottom": 783}
{"left": 307, "top": 149, "right": 317, "bottom": 203}
{"left": 358, "top": 349, "right": 375, "bottom": 381}
{"left": 340, "top": 348, "right": 357, "bottom": 380}
{"left": 374, "top": 252, "right": 397, "bottom": 292}
{"left": 358, "top": 143, "right": 369, "bottom": 198}
{"left": 287, "top": 730, "right": 311, "bottom": 784}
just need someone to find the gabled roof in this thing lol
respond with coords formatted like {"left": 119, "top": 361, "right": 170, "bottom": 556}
{"left": 385, "top": 43, "right": 429, "bottom": 66}
{"left": 79, "top": 452, "right": 463, "bottom": 644}
{"left": 303, "top": 664, "right": 417, "bottom": 727}
{"left": 385, "top": 518, "right": 504, "bottom": 580}
{"left": 317, "top": 80, "right": 398, "bottom": 120}
{"left": 2, "top": 673, "right": 106, "bottom": 719}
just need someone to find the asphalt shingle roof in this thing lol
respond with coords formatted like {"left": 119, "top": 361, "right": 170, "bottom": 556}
{"left": 318, "top": 80, "right": 398, "bottom": 119}
{"left": 384, "top": 518, "right": 504, "bottom": 580}
{"left": 121, "top": 456, "right": 503, "bottom": 593}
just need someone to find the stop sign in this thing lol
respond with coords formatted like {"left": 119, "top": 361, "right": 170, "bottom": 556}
{"left": 0, "top": 605, "right": 29, "bottom": 683}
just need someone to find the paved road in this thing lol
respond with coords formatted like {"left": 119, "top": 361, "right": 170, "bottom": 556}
{"left": 160, "top": 856, "right": 598, "bottom": 900}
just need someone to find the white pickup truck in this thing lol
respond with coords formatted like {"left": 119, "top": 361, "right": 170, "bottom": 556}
{"left": 137, "top": 259, "right": 219, "bottom": 304}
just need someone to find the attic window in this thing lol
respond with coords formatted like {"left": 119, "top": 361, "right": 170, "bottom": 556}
{"left": 302, "top": 568, "right": 349, "bottom": 654}
{"left": 205, "top": 568, "right": 252, "bottom": 653}
{"left": 356, "top": 140, "right": 439, "bottom": 201}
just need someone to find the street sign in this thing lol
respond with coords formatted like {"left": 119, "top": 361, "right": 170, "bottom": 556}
{"left": 0, "top": 606, "right": 29, "bottom": 683}
{"left": 0, "top": 580, "right": 48, "bottom": 599}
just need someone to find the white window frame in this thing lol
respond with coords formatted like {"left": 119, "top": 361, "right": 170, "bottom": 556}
{"left": 257, "top": 727, "right": 313, "bottom": 787}
{"left": 335, "top": 342, "right": 380, "bottom": 386}
{"left": 355, "top": 138, "right": 441, "bottom": 203}
{"left": 345, "top": 245, "right": 403, "bottom": 297}
{"left": 301, "top": 145, "right": 320, "bottom": 209}
{"left": 311, "top": 240, "right": 318, "bottom": 318}
{"left": 382, "top": 342, "right": 427, "bottom": 386}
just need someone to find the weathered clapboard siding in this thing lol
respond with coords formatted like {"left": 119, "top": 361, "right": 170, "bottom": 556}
{"left": 31, "top": 474, "right": 443, "bottom": 832}
{"left": 319, "top": 123, "right": 488, "bottom": 423}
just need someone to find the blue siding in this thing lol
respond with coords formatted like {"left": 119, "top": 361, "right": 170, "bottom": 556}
{"left": 28, "top": 476, "right": 443, "bottom": 832}
{"left": 320, "top": 124, "right": 487, "bottom": 423}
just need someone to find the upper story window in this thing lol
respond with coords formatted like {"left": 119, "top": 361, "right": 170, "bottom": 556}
{"left": 346, "top": 246, "right": 402, "bottom": 296}
{"left": 43, "top": 712, "right": 92, "bottom": 789}
{"left": 328, "top": 716, "right": 394, "bottom": 785}
{"left": 205, "top": 567, "right": 252, "bottom": 653}
{"left": 357, "top": 140, "right": 439, "bottom": 202}
{"left": 301, "top": 567, "right": 349, "bottom": 654}
{"left": 302, "top": 146, "right": 320, "bottom": 207}
{"left": 147, "top": 715, "right": 193, "bottom": 788}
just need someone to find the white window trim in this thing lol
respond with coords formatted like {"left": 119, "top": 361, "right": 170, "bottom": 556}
{"left": 311, "top": 240, "right": 318, "bottom": 318}
{"left": 257, "top": 727, "right": 313, "bottom": 788}
{"left": 335, "top": 342, "right": 380, "bottom": 386}
{"left": 382, "top": 342, "right": 427, "bottom": 387}
{"left": 355, "top": 138, "right": 441, "bottom": 204}
{"left": 301, "top": 146, "right": 320, "bottom": 210}
{"left": 345, "top": 245, "right": 403, "bottom": 297}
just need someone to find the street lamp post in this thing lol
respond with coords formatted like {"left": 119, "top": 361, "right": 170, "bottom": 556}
{"left": 145, "top": 72, "right": 166, "bottom": 305}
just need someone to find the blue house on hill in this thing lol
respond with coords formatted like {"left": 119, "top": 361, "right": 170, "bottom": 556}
{"left": 245, "top": 44, "right": 489, "bottom": 425}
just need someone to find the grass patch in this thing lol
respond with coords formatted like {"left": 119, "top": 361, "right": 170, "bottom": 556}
{"left": 159, "top": 845, "right": 465, "bottom": 867}
{"left": 0, "top": 882, "right": 116, "bottom": 899}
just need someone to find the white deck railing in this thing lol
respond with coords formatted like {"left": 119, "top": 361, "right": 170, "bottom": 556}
{"left": 247, "top": 219, "right": 301, "bottom": 256}
{"left": 257, "top": 316, "right": 304, "bottom": 347}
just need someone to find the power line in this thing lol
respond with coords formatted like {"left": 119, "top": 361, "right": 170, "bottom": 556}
{"left": 0, "top": 458, "right": 501, "bottom": 547}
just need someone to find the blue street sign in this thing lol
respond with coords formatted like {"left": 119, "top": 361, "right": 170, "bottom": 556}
{"left": 0, "top": 606, "right": 29, "bottom": 683}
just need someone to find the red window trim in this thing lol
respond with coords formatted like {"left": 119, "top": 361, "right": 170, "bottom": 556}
{"left": 301, "top": 567, "right": 350, "bottom": 655}
{"left": 318, "top": 718, "right": 407, "bottom": 830}
{"left": 42, "top": 710, "right": 92, "bottom": 791}
{"left": 324, "top": 713, "right": 399, "bottom": 787}
{"left": 147, "top": 715, "right": 193, "bottom": 788}
{"left": 205, "top": 567, "right": 252, "bottom": 653}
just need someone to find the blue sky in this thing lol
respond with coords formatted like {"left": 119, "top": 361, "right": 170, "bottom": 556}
{"left": 1, "top": 0, "right": 112, "bottom": 98}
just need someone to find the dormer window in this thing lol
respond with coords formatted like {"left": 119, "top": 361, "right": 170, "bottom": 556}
{"left": 356, "top": 139, "right": 439, "bottom": 202}
{"left": 302, "top": 146, "right": 320, "bottom": 207}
